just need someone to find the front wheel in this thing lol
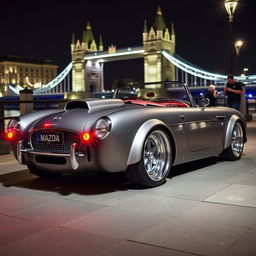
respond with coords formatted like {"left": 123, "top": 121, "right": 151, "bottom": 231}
{"left": 221, "top": 121, "right": 244, "bottom": 161}
{"left": 125, "top": 129, "right": 172, "bottom": 188}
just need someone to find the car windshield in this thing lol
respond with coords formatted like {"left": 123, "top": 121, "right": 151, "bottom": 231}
{"left": 113, "top": 81, "right": 193, "bottom": 107}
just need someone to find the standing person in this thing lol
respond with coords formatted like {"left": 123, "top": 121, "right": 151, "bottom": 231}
{"left": 205, "top": 84, "right": 218, "bottom": 106}
{"left": 223, "top": 74, "right": 243, "bottom": 111}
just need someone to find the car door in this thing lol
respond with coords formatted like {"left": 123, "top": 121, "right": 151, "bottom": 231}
{"left": 184, "top": 107, "right": 225, "bottom": 159}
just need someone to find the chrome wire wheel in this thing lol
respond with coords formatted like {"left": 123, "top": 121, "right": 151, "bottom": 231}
{"left": 143, "top": 130, "right": 171, "bottom": 181}
{"left": 231, "top": 122, "right": 244, "bottom": 158}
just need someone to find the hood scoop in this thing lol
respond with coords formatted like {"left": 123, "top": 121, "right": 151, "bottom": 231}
{"left": 64, "top": 98, "right": 124, "bottom": 112}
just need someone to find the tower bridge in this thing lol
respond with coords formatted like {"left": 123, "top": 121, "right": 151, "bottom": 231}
{"left": 9, "top": 7, "right": 256, "bottom": 96}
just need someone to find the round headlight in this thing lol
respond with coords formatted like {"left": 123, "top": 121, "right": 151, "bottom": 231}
{"left": 94, "top": 117, "right": 111, "bottom": 139}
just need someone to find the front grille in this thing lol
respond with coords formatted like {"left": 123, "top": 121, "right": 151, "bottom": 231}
{"left": 30, "top": 130, "right": 80, "bottom": 154}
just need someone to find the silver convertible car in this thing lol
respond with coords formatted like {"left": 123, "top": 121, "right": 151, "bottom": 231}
{"left": 6, "top": 81, "right": 247, "bottom": 188}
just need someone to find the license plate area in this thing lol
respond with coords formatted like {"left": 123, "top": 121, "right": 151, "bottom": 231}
{"left": 36, "top": 132, "right": 64, "bottom": 144}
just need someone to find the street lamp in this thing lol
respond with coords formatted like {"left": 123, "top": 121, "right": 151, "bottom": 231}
{"left": 243, "top": 67, "right": 248, "bottom": 75}
{"left": 234, "top": 40, "right": 243, "bottom": 56}
{"left": 224, "top": 0, "right": 238, "bottom": 74}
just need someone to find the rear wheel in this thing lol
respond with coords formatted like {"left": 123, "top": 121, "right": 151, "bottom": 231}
{"left": 221, "top": 121, "right": 244, "bottom": 161}
{"left": 125, "top": 129, "right": 172, "bottom": 188}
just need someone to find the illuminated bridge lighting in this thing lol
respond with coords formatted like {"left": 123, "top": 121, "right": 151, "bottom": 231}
{"left": 162, "top": 51, "right": 226, "bottom": 81}
{"left": 84, "top": 49, "right": 144, "bottom": 61}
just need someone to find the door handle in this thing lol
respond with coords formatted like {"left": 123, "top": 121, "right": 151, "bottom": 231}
{"left": 216, "top": 115, "right": 226, "bottom": 120}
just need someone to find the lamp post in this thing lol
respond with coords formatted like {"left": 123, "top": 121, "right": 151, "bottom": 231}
{"left": 234, "top": 40, "right": 243, "bottom": 75}
{"left": 224, "top": 0, "right": 238, "bottom": 74}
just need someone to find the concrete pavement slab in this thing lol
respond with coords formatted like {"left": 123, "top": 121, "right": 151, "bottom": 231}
{"left": 13, "top": 198, "right": 107, "bottom": 226}
{"left": 0, "top": 226, "right": 121, "bottom": 256}
{"left": 97, "top": 240, "right": 195, "bottom": 256}
{"left": 130, "top": 216, "right": 248, "bottom": 256}
{"left": 225, "top": 169, "right": 256, "bottom": 185}
{"left": 181, "top": 201, "right": 256, "bottom": 228}
{"left": 205, "top": 184, "right": 256, "bottom": 208}
{"left": 62, "top": 207, "right": 172, "bottom": 240}
{"left": 112, "top": 193, "right": 198, "bottom": 216}
{"left": 141, "top": 178, "right": 229, "bottom": 201}
{"left": 0, "top": 215, "right": 52, "bottom": 246}
{"left": 0, "top": 192, "right": 59, "bottom": 215}
{"left": 224, "top": 225, "right": 256, "bottom": 256}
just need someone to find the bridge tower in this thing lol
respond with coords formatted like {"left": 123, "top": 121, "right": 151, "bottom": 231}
{"left": 143, "top": 7, "right": 176, "bottom": 82}
{"left": 71, "top": 22, "right": 104, "bottom": 93}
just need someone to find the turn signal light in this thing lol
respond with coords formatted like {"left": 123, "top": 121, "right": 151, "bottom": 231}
{"left": 82, "top": 132, "right": 91, "bottom": 141}
{"left": 6, "top": 131, "right": 14, "bottom": 140}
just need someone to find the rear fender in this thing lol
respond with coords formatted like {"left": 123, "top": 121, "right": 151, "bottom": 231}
{"left": 127, "top": 119, "right": 169, "bottom": 166}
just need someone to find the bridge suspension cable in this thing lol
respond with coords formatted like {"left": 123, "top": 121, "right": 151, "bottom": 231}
{"left": 9, "top": 62, "right": 73, "bottom": 95}
{"left": 162, "top": 50, "right": 256, "bottom": 84}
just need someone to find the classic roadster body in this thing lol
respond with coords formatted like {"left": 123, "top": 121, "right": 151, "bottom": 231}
{"left": 7, "top": 81, "right": 247, "bottom": 187}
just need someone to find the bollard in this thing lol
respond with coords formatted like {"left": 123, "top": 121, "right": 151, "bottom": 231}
{"left": 0, "top": 103, "right": 4, "bottom": 135}
{"left": 240, "top": 83, "right": 246, "bottom": 116}
{"left": 0, "top": 103, "right": 11, "bottom": 154}
{"left": 19, "top": 87, "right": 33, "bottom": 115}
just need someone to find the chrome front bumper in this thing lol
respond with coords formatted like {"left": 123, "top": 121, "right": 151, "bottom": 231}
{"left": 17, "top": 140, "right": 84, "bottom": 170}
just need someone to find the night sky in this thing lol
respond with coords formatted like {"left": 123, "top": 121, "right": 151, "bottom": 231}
{"left": 1, "top": 0, "right": 255, "bottom": 86}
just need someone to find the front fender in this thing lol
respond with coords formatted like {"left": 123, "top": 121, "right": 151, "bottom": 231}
{"left": 224, "top": 115, "right": 243, "bottom": 149}
{"left": 127, "top": 119, "right": 169, "bottom": 166}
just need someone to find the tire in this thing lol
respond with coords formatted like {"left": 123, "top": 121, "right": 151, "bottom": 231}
{"left": 125, "top": 129, "right": 172, "bottom": 188}
{"left": 221, "top": 121, "right": 244, "bottom": 161}
{"left": 27, "top": 164, "right": 61, "bottom": 178}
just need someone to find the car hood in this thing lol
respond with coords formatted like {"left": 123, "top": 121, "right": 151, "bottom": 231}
{"left": 32, "top": 104, "right": 126, "bottom": 133}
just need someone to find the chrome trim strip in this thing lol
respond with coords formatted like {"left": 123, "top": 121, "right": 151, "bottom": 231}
{"left": 24, "top": 151, "right": 70, "bottom": 157}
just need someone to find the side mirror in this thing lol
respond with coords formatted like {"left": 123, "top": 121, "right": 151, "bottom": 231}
{"left": 200, "top": 97, "right": 210, "bottom": 108}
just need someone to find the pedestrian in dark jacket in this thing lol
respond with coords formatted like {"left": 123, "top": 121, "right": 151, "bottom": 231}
{"left": 223, "top": 74, "right": 243, "bottom": 111}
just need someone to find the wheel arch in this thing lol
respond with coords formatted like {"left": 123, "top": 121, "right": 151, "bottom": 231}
{"left": 224, "top": 115, "right": 246, "bottom": 149}
{"left": 126, "top": 119, "right": 176, "bottom": 166}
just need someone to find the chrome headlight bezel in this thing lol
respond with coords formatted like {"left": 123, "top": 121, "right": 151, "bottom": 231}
{"left": 94, "top": 117, "right": 112, "bottom": 140}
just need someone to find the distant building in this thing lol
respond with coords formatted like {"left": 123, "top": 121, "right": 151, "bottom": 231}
{"left": 0, "top": 55, "right": 58, "bottom": 96}
{"left": 71, "top": 22, "right": 104, "bottom": 93}
{"left": 143, "top": 6, "right": 176, "bottom": 83}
